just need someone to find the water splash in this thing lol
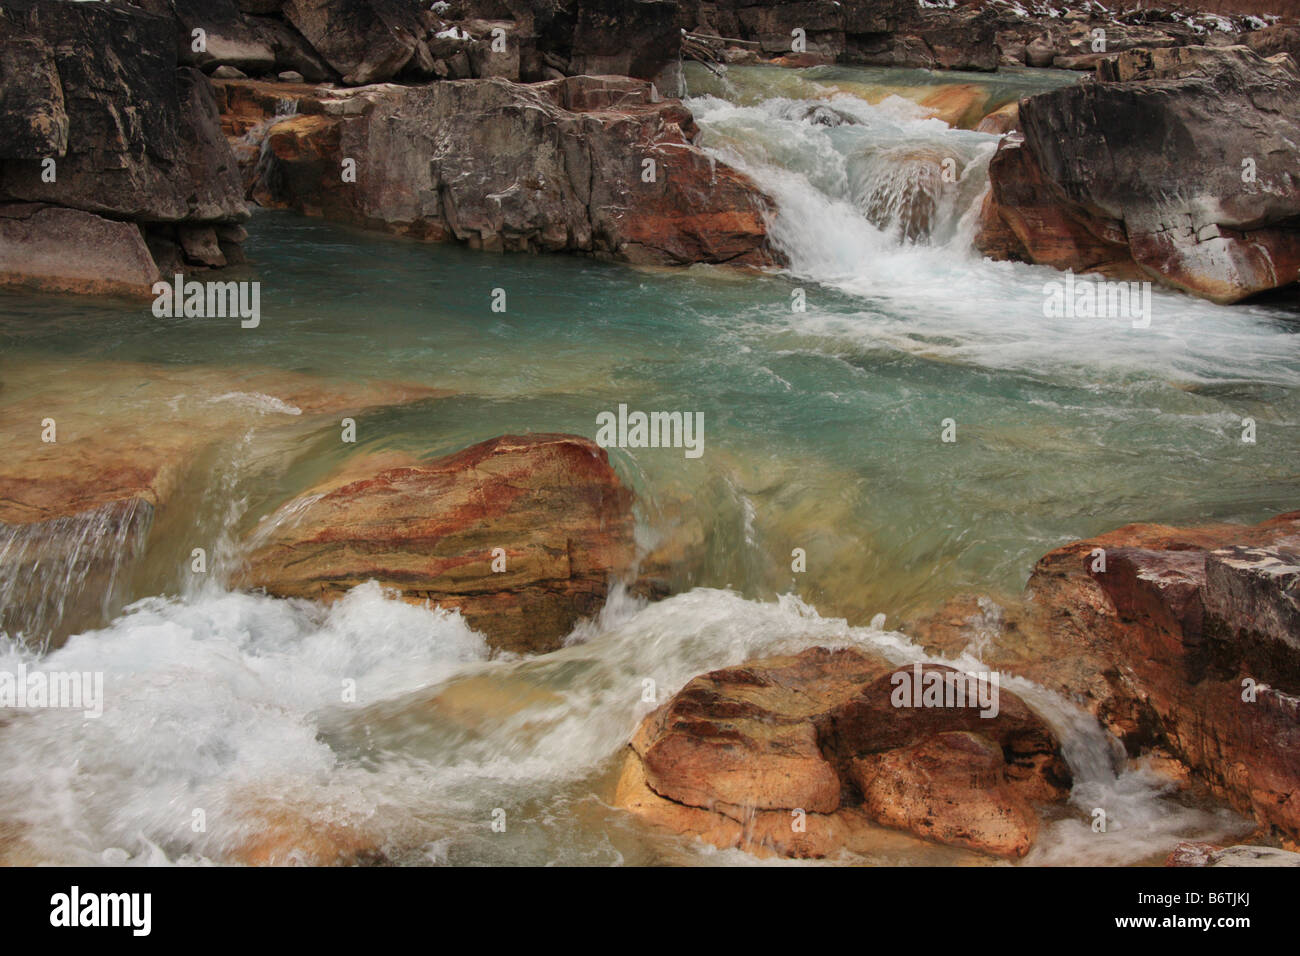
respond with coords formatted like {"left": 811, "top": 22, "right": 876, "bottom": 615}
{"left": 0, "top": 498, "right": 153, "bottom": 652}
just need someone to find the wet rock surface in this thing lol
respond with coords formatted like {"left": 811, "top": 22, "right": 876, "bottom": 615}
{"left": 618, "top": 647, "right": 1070, "bottom": 858}
{"left": 978, "top": 45, "right": 1300, "bottom": 302}
{"left": 241, "top": 434, "right": 638, "bottom": 654}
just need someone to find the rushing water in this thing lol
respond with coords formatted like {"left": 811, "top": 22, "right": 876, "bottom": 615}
{"left": 1, "top": 63, "right": 1293, "bottom": 865}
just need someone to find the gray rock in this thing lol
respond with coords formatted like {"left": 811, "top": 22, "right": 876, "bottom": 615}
{"left": 178, "top": 225, "right": 227, "bottom": 267}
{"left": 284, "top": 0, "right": 429, "bottom": 85}
{"left": 0, "top": 203, "right": 160, "bottom": 297}
{"left": 1205, "top": 545, "right": 1300, "bottom": 680}
{"left": 243, "top": 75, "right": 775, "bottom": 266}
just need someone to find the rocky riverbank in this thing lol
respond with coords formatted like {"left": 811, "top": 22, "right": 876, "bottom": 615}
{"left": 4, "top": 0, "right": 1298, "bottom": 301}
{"left": 975, "top": 44, "right": 1300, "bottom": 302}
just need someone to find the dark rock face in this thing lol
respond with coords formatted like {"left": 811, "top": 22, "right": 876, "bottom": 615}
{"left": 979, "top": 46, "right": 1300, "bottom": 303}
{"left": 0, "top": 0, "right": 249, "bottom": 293}
{"left": 220, "top": 74, "right": 776, "bottom": 266}
{"left": 679, "top": 0, "right": 998, "bottom": 72}
{"left": 569, "top": 0, "right": 679, "bottom": 79}
{"left": 0, "top": 35, "right": 66, "bottom": 158}
{"left": 0, "top": 1, "right": 247, "bottom": 223}
{"left": 283, "top": 0, "right": 431, "bottom": 84}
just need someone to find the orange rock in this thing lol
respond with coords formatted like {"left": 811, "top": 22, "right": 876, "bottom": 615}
{"left": 974, "top": 101, "right": 1019, "bottom": 135}
{"left": 919, "top": 84, "right": 992, "bottom": 130}
{"left": 241, "top": 434, "right": 636, "bottom": 653}
{"left": 852, "top": 731, "right": 1040, "bottom": 858}
{"left": 995, "top": 511, "right": 1300, "bottom": 842}
{"left": 228, "top": 803, "right": 381, "bottom": 866}
{"left": 618, "top": 646, "right": 1071, "bottom": 860}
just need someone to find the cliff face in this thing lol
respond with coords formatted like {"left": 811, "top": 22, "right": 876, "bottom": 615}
{"left": 3, "top": 0, "right": 1299, "bottom": 298}
{"left": 0, "top": 0, "right": 249, "bottom": 295}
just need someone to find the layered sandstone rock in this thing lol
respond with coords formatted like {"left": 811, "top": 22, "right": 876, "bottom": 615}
{"left": 0, "top": 360, "right": 443, "bottom": 645}
{"left": 977, "top": 45, "right": 1300, "bottom": 303}
{"left": 618, "top": 647, "right": 1071, "bottom": 859}
{"left": 240, "top": 434, "right": 637, "bottom": 654}
{"left": 220, "top": 74, "right": 776, "bottom": 266}
{"left": 910, "top": 511, "right": 1300, "bottom": 844}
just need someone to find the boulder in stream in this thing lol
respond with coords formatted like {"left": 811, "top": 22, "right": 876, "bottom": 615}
{"left": 617, "top": 647, "right": 1071, "bottom": 859}
{"left": 241, "top": 434, "right": 638, "bottom": 654}
{"left": 977, "top": 45, "right": 1300, "bottom": 303}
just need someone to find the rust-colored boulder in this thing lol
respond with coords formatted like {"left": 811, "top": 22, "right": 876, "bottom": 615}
{"left": 631, "top": 648, "right": 889, "bottom": 817}
{"left": 1002, "top": 511, "right": 1300, "bottom": 842}
{"left": 241, "top": 434, "right": 637, "bottom": 654}
{"left": 851, "top": 731, "right": 1040, "bottom": 858}
{"left": 618, "top": 647, "right": 1071, "bottom": 859}
{"left": 824, "top": 664, "right": 1072, "bottom": 804}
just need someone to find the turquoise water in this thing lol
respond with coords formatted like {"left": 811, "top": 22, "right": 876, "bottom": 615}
{"left": 6, "top": 205, "right": 1297, "bottom": 624}
{"left": 0, "top": 64, "right": 1295, "bottom": 865}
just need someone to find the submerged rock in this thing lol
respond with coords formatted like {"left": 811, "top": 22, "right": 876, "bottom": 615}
{"left": 241, "top": 434, "right": 637, "bottom": 654}
{"left": 618, "top": 647, "right": 1071, "bottom": 859}
{"left": 1167, "top": 841, "right": 1300, "bottom": 867}
{"left": 0, "top": 361, "right": 444, "bottom": 646}
{"left": 227, "top": 801, "right": 384, "bottom": 866}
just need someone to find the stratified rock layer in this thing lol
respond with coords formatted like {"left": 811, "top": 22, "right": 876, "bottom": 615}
{"left": 618, "top": 647, "right": 1071, "bottom": 859}
{"left": 241, "top": 434, "right": 637, "bottom": 653}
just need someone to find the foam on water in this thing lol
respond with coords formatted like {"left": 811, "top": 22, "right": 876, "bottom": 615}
{"left": 686, "top": 91, "right": 1300, "bottom": 391}
{"left": 0, "top": 581, "right": 1251, "bottom": 865}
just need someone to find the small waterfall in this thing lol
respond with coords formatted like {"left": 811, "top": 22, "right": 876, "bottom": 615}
{"left": 0, "top": 498, "right": 152, "bottom": 651}
{"left": 247, "top": 97, "right": 300, "bottom": 200}
{"left": 848, "top": 146, "right": 949, "bottom": 244}
{"left": 686, "top": 86, "right": 999, "bottom": 265}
